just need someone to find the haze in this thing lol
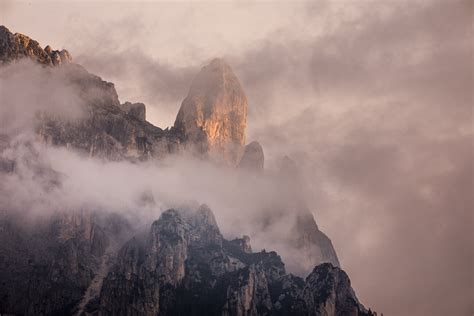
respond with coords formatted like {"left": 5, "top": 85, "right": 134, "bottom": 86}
{"left": 1, "top": 1, "right": 472, "bottom": 315}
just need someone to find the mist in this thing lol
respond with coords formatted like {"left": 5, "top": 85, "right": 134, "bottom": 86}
{"left": 1, "top": 0, "right": 473, "bottom": 315}
{"left": 0, "top": 61, "right": 312, "bottom": 275}
{"left": 0, "top": 132, "right": 315, "bottom": 275}
{"left": 0, "top": 60, "right": 85, "bottom": 135}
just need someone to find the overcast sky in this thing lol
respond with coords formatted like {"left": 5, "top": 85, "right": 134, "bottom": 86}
{"left": 1, "top": 1, "right": 473, "bottom": 315}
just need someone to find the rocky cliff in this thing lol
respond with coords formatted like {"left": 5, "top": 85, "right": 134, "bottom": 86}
{"left": 99, "top": 206, "right": 372, "bottom": 316}
{"left": 0, "top": 25, "right": 180, "bottom": 161}
{"left": 0, "top": 25, "right": 72, "bottom": 66}
{"left": 174, "top": 58, "right": 248, "bottom": 166}
{"left": 238, "top": 141, "right": 264, "bottom": 171}
{"left": 0, "top": 209, "right": 133, "bottom": 315}
{"left": 120, "top": 101, "right": 146, "bottom": 121}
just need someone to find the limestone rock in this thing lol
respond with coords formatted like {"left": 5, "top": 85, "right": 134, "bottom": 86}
{"left": 174, "top": 58, "right": 247, "bottom": 166}
{"left": 0, "top": 202, "right": 371, "bottom": 315}
{"left": 98, "top": 206, "right": 372, "bottom": 316}
{"left": 238, "top": 141, "right": 265, "bottom": 171}
{"left": 0, "top": 25, "right": 72, "bottom": 66}
{"left": 0, "top": 210, "right": 132, "bottom": 315}
{"left": 230, "top": 235, "right": 253, "bottom": 254}
{"left": 283, "top": 157, "right": 340, "bottom": 269}
{"left": 33, "top": 64, "right": 180, "bottom": 160}
{"left": 294, "top": 263, "right": 370, "bottom": 316}
{"left": 293, "top": 210, "right": 340, "bottom": 269}
{"left": 120, "top": 101, "right": 146, "bottom": 121}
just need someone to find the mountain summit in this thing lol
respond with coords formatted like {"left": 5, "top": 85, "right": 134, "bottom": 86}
{"left": 174, "top": 58, "right": 248, "bottom": 166}
{"left": 0, "top": 25, "right": 72, "bottom": 65}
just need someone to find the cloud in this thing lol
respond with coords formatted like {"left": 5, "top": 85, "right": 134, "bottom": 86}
{"left": 0, "top": 0, "right": 472, "bottom": 315}
{"left": 76, "top": 50, "right": 196, "bottom": 127}
{"left": 0, "top": 133, "right": 317, "bottom": 276}
{"left": 233, "top": 1, "right": 472, "bottom": 314}
{"left": 0, "top": 60, "right": 85, "bottom": 136}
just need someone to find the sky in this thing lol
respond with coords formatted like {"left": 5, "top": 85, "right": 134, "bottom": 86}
{"left": 1, "top": 1, "right": 473, "bottom": 315}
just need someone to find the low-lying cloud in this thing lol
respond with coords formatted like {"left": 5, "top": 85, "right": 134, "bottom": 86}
{"left": 0, "top": 60, "right": 85, "bottom": 135}
{"left": 0, "top": 133, "right": 314, "bottom": 275}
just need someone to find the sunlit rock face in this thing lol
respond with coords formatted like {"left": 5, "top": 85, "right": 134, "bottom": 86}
{"left": 0, "top": 25, "right": 72, "bottom": 66}
{"left": 174, "top": 58, "right": 248, "bottom": 166}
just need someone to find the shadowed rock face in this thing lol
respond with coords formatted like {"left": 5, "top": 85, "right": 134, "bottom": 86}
{"left": 1, "top": 25, "right": 180, "bottom": 161}
{"left": 174, "top": 58, "right": 248, "bottom": 166}
{"left": 0, "top": 210, "right": 133, "bottom": 315}
{"left": 256, "top": 156, "right": 340, "bottom": 271}
{"left": 120, "top": 101, "right": 146, "bottom": 121}
{"left": 294, "top": 263, "right": 370, "bottom": 316}
{"left": 239, "top": 141, "right": 265, "bottom": 171}
{"left": 230, "top": 235, "right": 253, "bottom": 254}
{"left": 34, "top": 63, "right": 181, "bottom": 161}
{"left": 295, "top": 210, "right": 340, "bottom": 268}
{"left": 99, "top": 207, "right": 372, "bottom": 316}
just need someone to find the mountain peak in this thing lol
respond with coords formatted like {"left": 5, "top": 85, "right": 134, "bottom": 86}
{"left": 238, "top": 141, "right": 264, "bottom": 171}
{"left": 174, "top": 58, "right": 247, "bottom": 166}
{"left": 0, "top": 25, "right": 72, "bottom": 65}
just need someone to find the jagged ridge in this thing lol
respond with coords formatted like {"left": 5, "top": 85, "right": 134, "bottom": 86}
{"left": 99, "top": 206, "right": 372, "bottom": 316}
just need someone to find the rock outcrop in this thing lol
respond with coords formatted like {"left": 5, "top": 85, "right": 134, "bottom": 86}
{"left": 258, "top": 156, "right": 341, "bottom": 271}
{"left": 293, "top": 209, "right": 340, "bottom": 269}
{"left": 174, "top": 58, "right": 248, "bottom": 166}
{"left": 0, "top": 210, "right": 132, "bottom": 315}
{"left": 294, "top": 263, "right": 370, "bottom": 316}
{"left": 120, "top": 101, "right": 146, "bottom": 121}
{"left": 238, "top": 141, "right": 265, "bottom": 171}
{"left": 0, "top": 25, "right": 72, "bottom": 66}
{"left": 1, "top": 25, "right": 180, "bottom": 161}
{"left": 230, "top": 235, "right": 253, "bottom": 254}
{"left": 35, "top": 65, "right": 181, "bottom": 160}
{"left": 99, "top": 206, "right": 372, "bottom": 316}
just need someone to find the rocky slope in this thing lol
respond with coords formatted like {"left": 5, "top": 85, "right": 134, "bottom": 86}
{"left": 0, "top": 26, "right": 371, "bottom": 315}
